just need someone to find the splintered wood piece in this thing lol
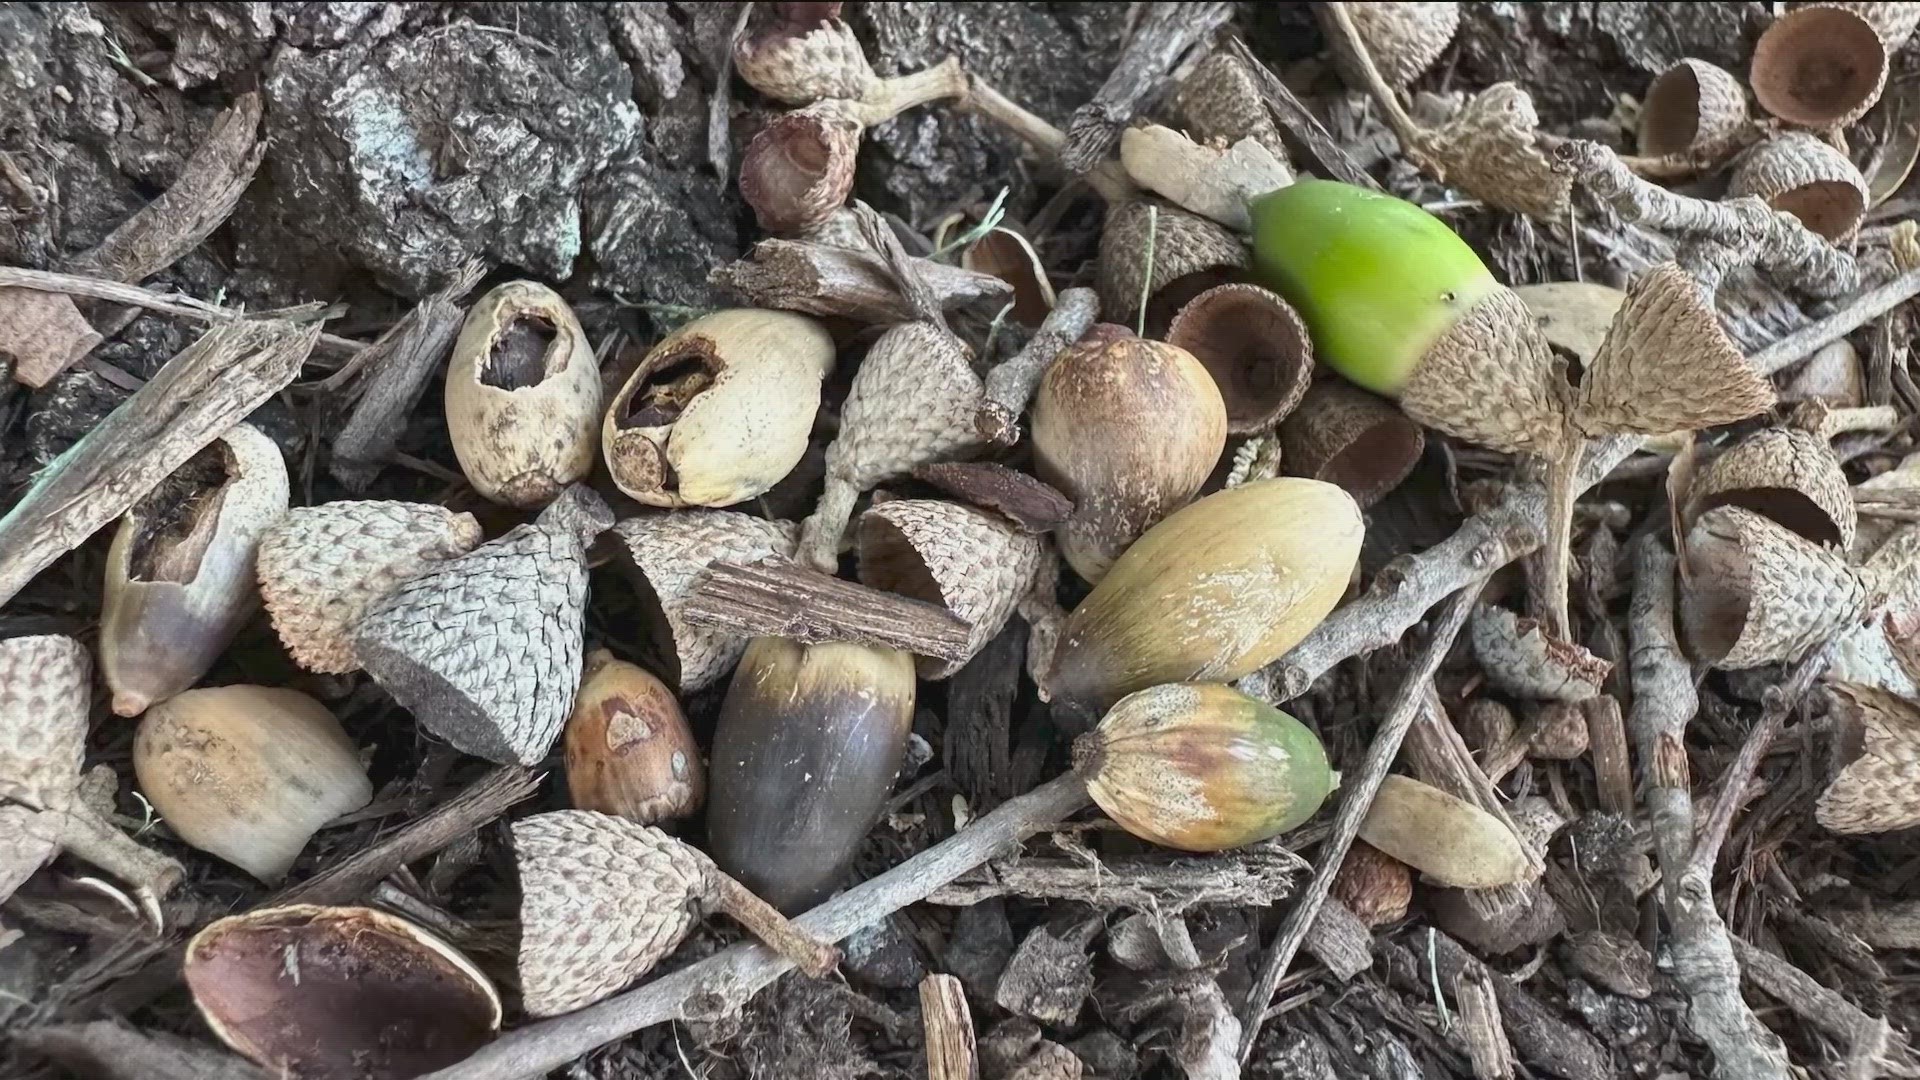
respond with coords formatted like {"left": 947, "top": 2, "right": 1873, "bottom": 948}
{"left": 710, "top": 237, "right": 1011, "bottom": 323}
{"left": 912, "top": 462, "right": 1074, "bottom": 533}
{"left": 921, "top": 974, "right": 979, "bottom": 1080}
{"left": 681, "top": 558, "right": 974, "bottom": 663}
{"left": 0, "top": 321, "right": 320, "bottom": 608}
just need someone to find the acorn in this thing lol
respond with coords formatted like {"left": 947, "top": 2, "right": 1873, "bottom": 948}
{"left": 1095, "top": 201, "right": 1249, "bottom": 329}
{"left": 514, "top": 809, "right": 838, "bottom": 1015}
{"left": 608, "top": 510, "right": 800, "bottom": 693}
{"left": 1167, "top": 283, "right": 1314, "bottom": 435}
{"left": 1728, "top": 133, "right": 1869, "bottom": 242}
{"left": 1357, "top": 775, "right": 1531, "bottom": 889}
{"left": 707, "top": 637, "right": 917, "bottom": 913}
{"left": 1681, "top": 505, "right": 1870, "bottom": 670}
{"left": 1072, "top": 683, "right": 1333, "bottom": 852}
{"left": 961, "top": 227, "right": 1055, "bottom": 327}
{"left": 1637, "top": 59, "right": 1747, "bottom": 158}
{"left": 1685, "top": 425, "right": 1854, "bottom": 549}
{"left": 444, "top": 281, "right": 603, "bottom": 508}
{"left": 185, "top": 904, "right": 500, "bottom": 1080}
{"left": 134, "top": 686, "right": 373, "bottom": 883}
{"left": 605, "top": 308, "right": 834, "bottom": 508}
{"left": 1332, "top": 841, "right": 1414, "bottom": 927}
{"left": 353, "top": 485, "right": 614, "bottom": 765}
{"left": 1815, "top": 682, "right": 1920, "bottom": 834}
{"left": 1347, "top": 2, "right": 1459, "bottom": 87}
{"left": 101, "top": 423, "right": 289, "bottom": 717}
{"left": 257, "top": 501, "right": 484, "bottom": 674}
{"left": 564, "top": 650, "right": 704, "bottom": 825}
{"left": 1750, "top": 4, "right": 1893, "bottom": 128}
{"left": 1277, "top": 378, "right": 1425, "bottom": 508}
{"left": 1046, "top": 478, "right": 1363, "bottom": 728}
{"left": 1032, "top": 326, "right": 1227, "bottom": 583}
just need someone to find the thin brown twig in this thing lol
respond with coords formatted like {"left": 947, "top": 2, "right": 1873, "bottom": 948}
{"left": 1687, "top": 646, "right": 1830, "bottom": 879}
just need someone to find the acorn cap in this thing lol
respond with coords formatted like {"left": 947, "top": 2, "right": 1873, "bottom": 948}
{"left": 1349, "top": 2, "right": 1460, "bottom": 86}
{"left": 857, "top": 499, "right": 1046, "bottom": 679}
{"left": 185, "top": 904, "right": 500, "bottom": 1080}
{"left": 1686, "top": 427, "right": 1854, "bottom": 549}
{"left": 1332, "top": 841, "right": 1414, "bottom": 927}
{"left": 739, "top": 101, "right": 861, "bottom": 234}
{"left": 1469, "top": 604, "right": 1611, "bottom": 702}
{"left": 1638, "top": 59, "right": 1747, "bottom": 158}
{"left": 1836, "top": 1, "right": 1920, "bottom": 47}
{"left": 1094, "top": 201, "right": 1248, "bottom": 329}
{"left": 1815, "top": 682, "right": 1920, "bottom": 834}
{"left": 353, "top": 485, "right": 614, "bottom": 765}
{"left": 608, "top": 510, "right": 799, "bottom": 693}
{"left": 733, "top": 18, "right": 877, "bottom": 106}
{"left": 1357, "top": 774, "right": 1532, "bottom": 889}
{"left": 0, "top": 635, "right": 89, "bottom": 811}
{"left": 1170, "top": 52, "right": 1290, "bottom": 165}
{"left": 962, "top": 228, "right": 1055, "bottom": 327}
{"left": 257, "top": 501, "right": 484, "bottom": 674}
{"left": 1167, "top": 283, "right": 1314, "bottom": 435}
{"left": 1401, "top": 285, "right": 1573, "bottom": 456}
{"left": 1750, "top": 4, "right": 1890, "bottom": 128}
{"left": 1728, "top": 133, "right": 1869, "bottom": 241}
{"left": 827, "top": 321, "right": 986, "bottom": 493}
{"left": 1417, "top": 82, "right": 1571, "bottom": 219}
{"left": 1681, "top": 505, "right": 1870, "bottom": 669}
{"left": 1277, "top": 379, "right": 1424, "bottom": 508}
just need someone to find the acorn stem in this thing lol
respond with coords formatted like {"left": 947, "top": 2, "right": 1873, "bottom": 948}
{"left": 858, "top": 57, "right": 968, "bottom": 128}
{"left": 51, "top": 799, "right": 184, "bottom": 930}
{"left": 1319, "top": 4, "right": 1430, "bottom": 160}
{"left": 1539, "top": 443, "right": 1581, "bottom": 642}
{"left": 703, "top": 865, "right": 841, "bottom": 976}
{"left": 959, "top": 75, "right": 1138, "bottom": 204}
{"left": 797, "top": 474, "right": 860, "bottom": 572}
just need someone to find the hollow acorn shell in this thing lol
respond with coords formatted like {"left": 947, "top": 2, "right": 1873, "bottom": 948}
{"left": 1750, "top": 4, "right": 1890, "bottom": 128}
{"left": 564, "top": 650, "right": 704, "bottom": 825}
{"left": 1074, "top": 683, "right": 1332, "bottom": 852}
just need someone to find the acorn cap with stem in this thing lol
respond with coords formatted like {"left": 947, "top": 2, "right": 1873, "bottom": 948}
{"left": 0, "top": 635, "right": 89, "bottom": 811}
{"left": 1681, "top": 505, "right": 1870, "bottom": 669}
{"left": 1167, "top": 283, "right": 1314, "bottom": 435}
{"left": 1277, "top": 378, "right": 1424, "bottom": 508}
{"left": 1686, "top": 426, "right": 1855, "bottom": 550}
{"left": 1094, "top": 201, "right": 1248, "bottom": 330}
{"left": 739, "top": 101, "right": 861, "bottom": 234}
{"left": 1347, "top": 2, "right": 1460, "bottom": 87}
{"left": 353, "top": 484, "right": 614, "bottom": 765}
{"left": 1750, "top": 4, "right": 1891, "bottom": 128}
{"left": 1729, "top": 132, "right": 1869, "bottom": 242}
{"left": 1815, "top": 682, "right": 1920, "bottom": 833}
{"left": 733, "top": 17, "right": 878, "bottom": 106}
{"left": 1170, "top": 52, "right": 1290, "bottom": 164}
{"left": 257, "top": 501, "right": 485, "bottom": 674}
{"left": 1638, "top": 58, "right": 1748, "bottom": 158}
{"left": 185, "top": 904, "right": 500, "bottom": 1080}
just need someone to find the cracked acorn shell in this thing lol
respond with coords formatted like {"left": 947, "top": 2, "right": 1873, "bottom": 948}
{"left": 1047, "top": 477, "right": 1363, "bottom": 728}
{"left": 1750, "top": 4, "right": 1892, "bottom": 128}
{"left": 1729, "top": 133, "right": 1869, "bottom": 242}
{"left": 1681, "top": 505, "right": 1870, "bottom": 670}
{"left": 445, "top": 280, "right": 603, "bottom": 509}
{"left": 1638, "top": 59, "right": 1747, "bottom": 158}
{"left": 1073, "top": 683, "right": 1332, "bottom": 852}
{"left": 564, "top": 650, "right": 703, "bottom": 825}
{"left": 0, "top": 635, "right": 89, "bottom": 811}
{"left": 257, "top": 501, "right": 484, "bottom": 674}
{"left": 185, "top": 904, "right": 500, "bottom": 1080}
{"left": 1358, "top": 775, "right": 1532, "bottom": 889}
{"left": 605, "top": 308, "right": 834, "bottom": 508}
{"left": 1333, "top": 841, "right": 1414, "bottom": 927}
{"left": 1816, "top": 682, "right": 1920, "bottom": 834}
{"left": 1032, "top": 326, "right": 1227, "bottom": 584}
{"left": 1095, "top": 200, "right": 1249, "bottom": 328}
{"left": 1685, "top": 426, "right": 1855, "bottom": 549}
{"left": 101, "top": 423, "right": 289, "bottom": 718}
{"left": 962, "top": 227, "right": 1055, "bottom": 327}
{"left": 134, "top": 686, "right": 372, "bottom": 883}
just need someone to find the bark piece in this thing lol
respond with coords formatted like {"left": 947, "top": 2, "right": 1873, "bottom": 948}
{"left": 1059, "top": 1, "right": 1234, "bottom": 174}
{"left": 1303, "top": 898, "right": 1374, "bottom": 981}
{"left": 0, "top": 289, "right": 101, "bottom": 388}
{"left": 682, "top": 558, "right": 974, "bottom": 663}
{"left": 921, "top": 974, "right": 979, "bottom": 1080}
{"left": 995, "top": 920, "right": 1098, "bottom": 1026}
{"left": 711, "top": 237, "right": 1012, "bottom": 323}
{"left": 912, "top": 463, "right": 1073, "bottom": 533}
{"left": 1452, "top": 961, "right": 1515, "bottom": 1080}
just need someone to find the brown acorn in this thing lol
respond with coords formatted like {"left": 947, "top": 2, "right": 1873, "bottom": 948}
{"left": 102, "top": 423, "right": 289, "bottom": 717}
{"left": 1729, "top": 133, "right": 1869, "bottom": 242}
{"left": 1095, "top": 201, "right": 1249, "bottom": 328}
{"left": 515, "top": 810, "right": 839, "bottom": 1015}
{"left": 564, "top": 650, "right": 704, "bottom": 825}
{"left": 444, "top": 281, "right": 603, "bottom": 508}
{"left": 1816, "top": 682, "right": 1920, "bottom": 834}
{"left": 257, "top": 501, "right": 484, "bottom": 674}
{"left": 1167, "top": 283, "right": 1314, "bottom": 435}
{"left": 1032, "top": 326, "right": 1227, "bottom": 583}
{"left": 1638, "top": 59, "right": 1747, "bottom": 158}
{"left": 857, "top": 499, "right": 1046, "bottom": 678}
{"left": 1347, "top": 2, "right": 1460, "bottom": 87}
{"left": 1332, "top": 841, "right": 1414, "bottom": 927}
{"left": 1681, "top": 505, "right": 1870, "bottom": 669}
{"left": 1686, "top": 425, "right": 1854, "bottom": 549}
{"left": 1277, "top": 379, "right": 1425, "bottom": 508}
{"left": 1750, "top": 4, "right": 1892, "bottom": 128}
{"left": 707, "top": 637, "right": 917, "bottom": 912}
{"left": 185, "top": 904, "right": 500, "bottom": 1080}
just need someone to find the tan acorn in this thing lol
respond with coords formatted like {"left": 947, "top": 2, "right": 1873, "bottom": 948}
{"left": 101, "top": 423, "right": 289, "bottom": 718}
{"left": 1816, "top": 682, "right": 1920, "bottom": 833}
{"left": 353, "top": 485, "right": 613, "bottom": 765}
{"left": 1347, "top": 2, "right": 1459, "bottom": 87}
{"left": 185, "top": 904, "right": 500, "bottom": 1079}
{"left": 608, "top": 510, "right": 799, "bottom": 693}
{"left": 257, "top": 501, "right": 484, "bottom": 674}
{"left": 1171, "top": 51, "right": 1289, "bottom": 163}
{"left": 1032, "top": 326, "right": 1227, "bottom": 583}
{"left": 134, "top": 686, "right": 372, "bottom": 883}
{"left": 1117, "top": 124, "right": 1293, "bottom": 233}
{"left": 1073, "top": 683, "right": 1333, "bottom": 852}
{"left": 1729, "top": 133, "right": 1869, "bottom": 241}
{"left": 1750, "top": 4, "right": 1892, "bottom": 128}
{"left": 1095, "top": 201, "right": 1249, "bottom": 328}
{"left": 1469, "top": 605, "right": 1611, "bottom": 702}
{"left": 1638, "top": 59, "right": 1748, "bottom": 158}
{"left": 1277, "top": 379, "right": 1425, "bottom": 508}
{"left": 515, "top": 809, "right": 838, "bottom": 1015}
{"left": 961, "top": 227, "right": 1055, "bottom": 327}
{"left": 1332, "top": 841, "right": 1414, "bottom": 927}
{"left": 1685, "top": 425, "right": 1854, "bottom": 549}
{"left": 1681, "top": 505, "right": 1871, "bottom": 670}
{"left": 1047, "top": 478, "right": 1362, "bottom": 728}
{"left": 1167, "top": 283, "right": 1314, "bottom": 435}
{"left": 857, "top": 499, "right": 1046, "bottom": 678}
{"left": 604, "top": 309, "right": 835, "bottom": 508}
{"left": 564, "top": 650, "right": 704, "bottom": 825}
{"left": 1358, "top": 775, "right": 1531, "bottom": 889}
{"left": 444, "top": 281, "right": 603, "bottom": 508}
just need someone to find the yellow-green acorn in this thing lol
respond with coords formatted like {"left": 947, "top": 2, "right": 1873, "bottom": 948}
{"left": 1073, "top": 683, "right": 1333, "bottom": 851}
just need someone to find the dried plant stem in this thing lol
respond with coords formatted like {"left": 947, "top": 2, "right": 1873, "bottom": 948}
{"left": 710, "top": 237, "right": 1012, "bottom": 323}
{"left": 959, "top": 75, "right": 1138, "bottom": 203}
{"left": 703, "top": 868, "right": 839, "bottom": 976}
{"left": 1539, "top": 444, "right": 1583, "bottom": 641}
{"left": 14, "top": 1020, "right": 270, "bottom": 1080}
{"left": 1317, "top": 4, "right": 1429, "bottom": 158}
{"left": 797, "top": 477, "right": 862, "bottom": 572}
{"left": 976, "top": 287, "right": 1099, "bottom": 444}
{"left": 682, "top": 559, "right": 974, "bottom": 662}
{"left": 1237, "top": 586, "right": 1481, "bottom": 1061}
{"left": 32, "top": 801, "right": 184, "bottom": 930}
{"left": 1688, "top": 646, "right": 1829, "bottom": 878}
{"left": 0, "top": 266, "right": 360, "bottom": 356}
{"left": 1730, "top": 937, "right": 1920, "bottom": 1074}
{"left": 856, "top": 58, "right": 969, "bottom": 127}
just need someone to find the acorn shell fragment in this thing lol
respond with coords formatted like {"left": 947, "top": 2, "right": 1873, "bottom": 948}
{"left": 1816, "top": 682, "right": 1920, "bottom": 834}
{"left": 1470, "top": 605, "right": 1611, "bottom": 702}
{"left": 1358, "top": 775, "right": 1532, "bottom": 889}
{"left": 1729, "top": 133, "right": 1869, "bottom": 242}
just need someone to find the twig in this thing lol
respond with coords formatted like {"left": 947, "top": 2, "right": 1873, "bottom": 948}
{"left": 1236, "top": 585, "right": 1481, "bottom": 1060}
{"left": 417, "top": 773, "right": 1093, "bottom": 1080}
{"left": 1688, "top": 646, "right": 1829, "bottom": 878}
{"left": 1582, "top": 695, "right": 1636, "bottom": 818}
{"left": 976, "top": 287, "right": 1099, "bottom": 444}
{"left": 1060, "top": 2, "right": 1233, "bottom": 174}
{"left": 0, "top": 266, "right": 361, "bottom": 357}
{"left": 959, "top": 76, "right": 1138, "bottom": 204}
{"left": 710, "top": 237, "right": 1013, "bottom": 323}
{"left": 1731, "top": 937, "right": 1920, "bottom": 1078}
{"left": 681, "top": 558, "right": 974, "bottom": 663}
{"left": 1754, "top": 266, "right": 1920, "bottom": 375}
{"left": 13, "top": 1020, "right": 269, "bottom": 1080}
{"left": 926, "top": 841, "right": 1305, "bottom": 912}
{"left": 1403, "top": 686, "right": 1541, "bottom": 921}
{"left": 1453, "top": 962, "right": 1516, "bottom": 1080}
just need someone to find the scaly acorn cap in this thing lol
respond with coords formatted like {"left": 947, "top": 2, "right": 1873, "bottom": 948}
{"left": 1094, "top": 201, "right": 1248, "bottom": 328}
{"left": 1348, "top": 2, "right": 1460, "bottom": 87}
{"left": 444, "top": 281, "right": 603, "bottom": 509}
{"left": 739, "top": 101, "right": 861, "bottom": 234}
{"left": 1416, "top": 83, "right": 1571, "bottom": 219}
{"left": 1686, "top": 427, "right": 1855, "bottom": 549}
{"left": 1277, "top": 378, "right": 1425, "bottom": 508}
{"left": 353, "top": 485, "right": 614, "bottom": 765}
{"left": 1170, "top": 52, "right": 1289, "bottom": 164}
{"left": 857, "top": 499, "right": 1046, "bottom": 679}
{"left": 1729, "top": 132, "right": 1869, "bottom": 241}
{"left": 0, "top": 635, "right": 89, "bottom": 811}
{"left": 1835, "top": 1, "right": 1920, "bottom": 46}
{"left": 1816, "top": 683, "right": 1920, "bottom": 833}
{"left": 1681, "top": 505, "right": 1870, "bottom": 669}
{"left": 608, "top": 510, "right": 799, "bottom": 693}
{"left": 1638, "top": 59, "right": 1748, "bottom": 158}
{"left": 1750, "top": 4, "right": 1891, "bottom": 128}
{"left": 1167, "top": 283, "right": 1315, "bottom": 435}
{"left": 1573, "top": 263, "right": 1777, "bottom": 438}
{"left": 1400, "top": 285, "right": 1574, "bottom": 456}
{"left": 733, "top": 18, "right": 877, "bottom": 106}
{"left": 257, "top": 501, "right": 484, "bottom": 674}
{"left": 1469, "top": 605, "right": 1611, "bottom": 702}
{"left": 1358, "top": 774, "right": 1532, "bottom": 889}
